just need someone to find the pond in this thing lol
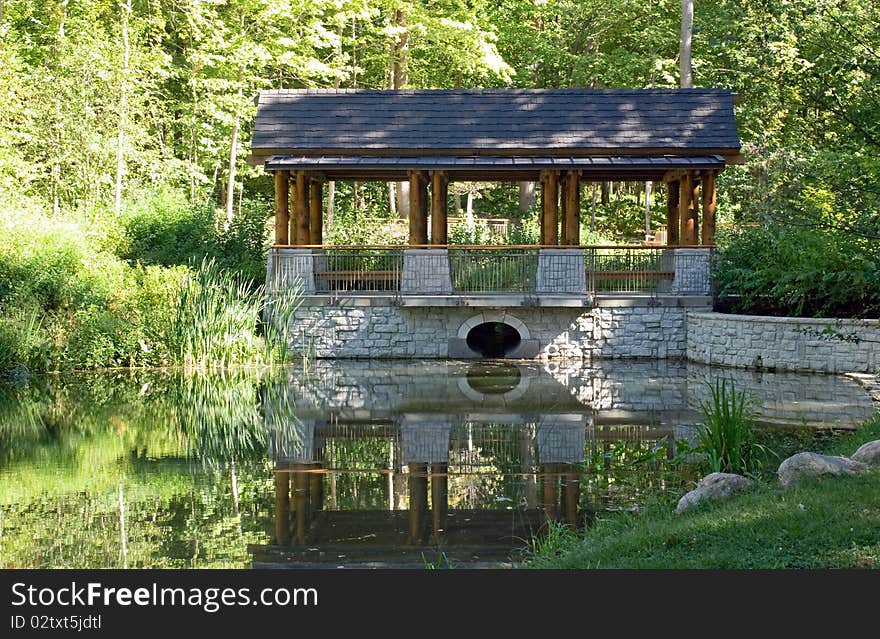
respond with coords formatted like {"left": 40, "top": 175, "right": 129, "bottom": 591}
{"left": 0, "top": 360, "right": 873, "bottom": 568}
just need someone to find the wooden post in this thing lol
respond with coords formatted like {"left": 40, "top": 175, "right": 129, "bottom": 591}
{"left": 408, "top": 463, "right": 428, "bottom": 544}
{"left": 701, "top": 170, "right": 717, "bottom": 245}
{"left": 563, "top": 170, "right": 580, "bottom": 245}
{"left": 408, "top": 171, "right": 428, "bottom": 246}
{"left": 430, "top": 463, "right": 448, "bottom": 537}
{"left": 309, "top": 177, "right": 323, "bottom": 245}
{"left": 430, "top": 171, "right": 448, "bottom": 245}
{"left": 293, "top": 466, "right": 309, "bottom": 545}
{"left": 540, "top": 170, "right": 558, "bottom": 246}
{"left": 563, "top": 467, "right": 579, "bottom": 527}
{"left": 541, "top": 464, "right": 559, "bottom": 523}
{"left": 678, "top": 172, "right": 693, "bottom": 245}
{"left": 273, "top": 470, "right": 290, "bottom": 545}
{"left": 309, "top": 465, "right": 323, "bottom": 515}
{"left": 666, "top": 180, "right": 680, "bottom": 246}
{"left": 295, "top": 171, "right": 310, "bottom": 246}
{"left": 273, "top": 171, "right": 289, "bottom": 245}
{"left": 689, "top": 176, "right": 701, "bottom": 245}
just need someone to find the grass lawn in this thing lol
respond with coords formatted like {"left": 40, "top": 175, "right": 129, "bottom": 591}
{"left": 529, "top": 417, "right": 880, "bottom": 569}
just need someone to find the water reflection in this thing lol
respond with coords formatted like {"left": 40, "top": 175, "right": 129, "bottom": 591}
{"left": 255, "top": 360, "right": 874, "bottom": 567}
{"left": 0, "top": 360, "right": 873, "bottom": 568}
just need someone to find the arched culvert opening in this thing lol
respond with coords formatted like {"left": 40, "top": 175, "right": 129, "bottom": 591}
{"left": 465, "top": 362, "right": 522, "bottom": 395}
{"left": 466, "top": 322, "right": 522, "bottom": 358}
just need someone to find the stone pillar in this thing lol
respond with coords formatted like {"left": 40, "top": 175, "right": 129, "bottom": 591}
{"left": 536, "top": 413, "right": 588, "bottom": 464}
{"left": 400, "top": 414, "right": 452, "bottom": 464}
{"left": 266, "top": 247, "right": 316, "bottom": 294}
{"left": 671, "top": 247, "right": 712, "bottom": 296}
{"left": 536, "top": 248, "right": 586, "bottom": 294}
{"left": 401, "top": 248, "right": 453, "bottom": 294}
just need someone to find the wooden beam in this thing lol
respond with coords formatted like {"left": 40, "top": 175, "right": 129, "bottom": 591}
{"left": 408, "top": 170, "right": 428, "bottom": 246}
{"left": 294, "top": 171, "right": 310, "bottom": 245}
{"left": 678, "top": 172, "right": 693, "bottom": 245}
{"left": 273, "top": 171, "right": 289, "bottom": 245}
{"left": 540, "top": 170, "right": 558, "bottom": 246}
{"left": 408, "top": 463, "right": 428, "bottom": 544}
{"left": 563, "top": 170, "right": 580, "bottom": 245}
{"left": 430, "top": 170, "right": 448, "bottom": 245}
{"left": 309, "top": 177, "right": 323, "bottom": 245}
{"left": 701, "top": 170, "right": 717, "bottom": 245}
{"left": 666, "top": 180, "right": 680, "bottom": 246}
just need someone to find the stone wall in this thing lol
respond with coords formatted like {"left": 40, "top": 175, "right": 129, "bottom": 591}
{"left": 687, "top": 312, "right": 880, "bottom": 374}
{"left": 286, "top": 297, "right": 691, "bottom": 360}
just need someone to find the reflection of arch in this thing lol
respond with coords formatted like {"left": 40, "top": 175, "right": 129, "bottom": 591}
{"left": 457, "top": 312, "right": 531, "bottom": 340}
{"left": 457, "top": 363, "right": 531, "bottom": 402}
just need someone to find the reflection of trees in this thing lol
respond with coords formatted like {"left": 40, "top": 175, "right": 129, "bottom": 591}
{"left": 0, "top": 370, "right": 281, "bottom": 568}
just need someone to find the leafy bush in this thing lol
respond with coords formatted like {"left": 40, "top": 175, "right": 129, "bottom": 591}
{"left": 714, "top": 225, "right": 880, "bottom": 317}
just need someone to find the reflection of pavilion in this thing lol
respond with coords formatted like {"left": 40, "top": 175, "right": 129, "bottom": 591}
{"left": 253, "top": 410, "right": 677, "bottom": 568}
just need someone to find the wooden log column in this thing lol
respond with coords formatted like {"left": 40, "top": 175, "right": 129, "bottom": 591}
{"left": 540, "top": 170, "right": 559, "bottom": 246}
{"left": 273, "top": 171, "right": 290, "bottom": 245}
{"left": 273, "top": 470, "right": 290, "bottom": 545}
{"left": 430, "top": 170, "right": 448, "bottom": 245}
{"left": 294, "top": 171, "right": 311, "bottom": 245}
{"left": 408, "top": 170, "right": 429, "bottom": 246}
{"left": 309, "top": 176, "right": 324, "bottom": 245}
{"left": 430, "top": 463, "right": 448, "bottom": 536}
{"left": 408, "top": 463, "right": 428, "bottom": 544}
{"left": 678, "top": 172, "right": 694, "bottom": 245}
{"left": 666, "top": 179, "right": 680, "bottom": 246}
{"left": 689, "top": 175, "right": 701, "bottom": 245}
{"left": 701, "top": 170, "right": 717, "bottom": 245}
{"left": 563, "top": 170, "right": 581, "bottom": 245}
{"left": 293, "top": 466, "right": 310, "bottom": 545}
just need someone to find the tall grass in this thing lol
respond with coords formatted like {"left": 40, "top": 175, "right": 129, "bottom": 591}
{"left": 170, "top": 258, "right": 301, "bottom": 370}
{"left": 694, "top": 378, "right": 768, "bottom": 476}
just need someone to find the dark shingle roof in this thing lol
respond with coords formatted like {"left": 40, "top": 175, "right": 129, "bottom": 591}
{"left": 251, "top": 89, "right": 740, "bottom": 158}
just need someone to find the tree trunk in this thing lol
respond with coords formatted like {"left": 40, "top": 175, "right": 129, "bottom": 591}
{"left": 600, "top": 181, "right": 609, "bottom": 205}
{"left": 680, "top": 0, "right": 694, "bottom": 88}
{"left": 224, "top": 73, "right": 243, "bottom": 230}
{"left": 113, "top": 0, "right": 131, "bottom": 215}
{"left": 392, "top": 8, "right": 409, "bottom": 220}
{"left": 518, "top": 181, "right": 536, "bottom": 212}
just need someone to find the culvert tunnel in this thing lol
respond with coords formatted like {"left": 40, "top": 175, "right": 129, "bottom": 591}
{"left": 465, "top": 321, "right": 522, "bottom": 358}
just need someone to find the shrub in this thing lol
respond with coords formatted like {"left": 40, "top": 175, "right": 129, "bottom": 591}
{"left": 714, "top": 225, "right": 880, "bottom": 317}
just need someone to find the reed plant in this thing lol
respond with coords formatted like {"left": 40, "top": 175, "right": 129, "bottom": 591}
{"left": 694, "top": 378, "right": 769, "bottom": 476}
{"left": 169, "top": 258, "right": 301, "bottom": 370}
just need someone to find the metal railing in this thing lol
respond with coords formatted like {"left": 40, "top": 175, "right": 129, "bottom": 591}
{"left": 590, "top": 247, "right": 674, "bottom": 294}
{"left": 448, "top": 248, "right": 539, "bottom": 293}
{"left": 316, "top": 248, "right": 404, "bottom": 293}
{"left": 269, "top": 245, "right": 714, "bottom": 297}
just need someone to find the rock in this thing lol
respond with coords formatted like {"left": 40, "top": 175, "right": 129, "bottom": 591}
{"left": 675, "top": 472, "right": 754, "bottom": 514}
{"left": 777, "top": 452, "right": 868, "bottom": 487}
{"left": 851, "top": 440, "right": 880, "bottom": 466}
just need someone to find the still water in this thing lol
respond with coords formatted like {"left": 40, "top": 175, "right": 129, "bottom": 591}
{"left": 0, "top": 360, "right": 873, "bottom": 568}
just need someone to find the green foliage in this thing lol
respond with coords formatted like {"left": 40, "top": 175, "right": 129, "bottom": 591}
{"left": 714, "top": 225, "right": 880, "bottom": 317}
{"left": 684, "top": 379, "right": 770, "bottom": 477}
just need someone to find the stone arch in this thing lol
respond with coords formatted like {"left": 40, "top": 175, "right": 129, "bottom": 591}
{"left": 456, "top": 312, "right": 531, "bottom": 340}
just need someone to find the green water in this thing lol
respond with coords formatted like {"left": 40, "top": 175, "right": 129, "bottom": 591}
{"left": 0, "top": 361, "right": 873, "bottom": 568}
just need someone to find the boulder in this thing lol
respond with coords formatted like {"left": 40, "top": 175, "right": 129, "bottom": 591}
{"left": 777, "top": 452, "right": 868, "bottom": 488}
{"left": 851, "top": 440, "right": 880, "bottom": 466}
{"left": 675, "top": 472, "right": 754, "bottom": 514}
